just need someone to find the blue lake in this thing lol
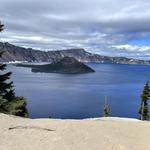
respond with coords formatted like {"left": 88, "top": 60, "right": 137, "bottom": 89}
{"left": 7, "top": 63, "right": 150, "bottom": 119}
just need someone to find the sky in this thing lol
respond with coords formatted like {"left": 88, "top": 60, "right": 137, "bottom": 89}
{"left": 0, "top": 0, "right": 150, "bottom": 60}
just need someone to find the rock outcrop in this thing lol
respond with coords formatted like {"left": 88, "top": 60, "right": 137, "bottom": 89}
{"left": 0, "top": 113, "right": 150, "bottom": 150}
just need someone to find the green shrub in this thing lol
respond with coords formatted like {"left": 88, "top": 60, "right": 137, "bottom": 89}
{"left": 4, "top": 97, "right": 29, "bottom": 117}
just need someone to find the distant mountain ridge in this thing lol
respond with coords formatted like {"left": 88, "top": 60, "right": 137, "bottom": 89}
{"left": 0, "top": 42, "right": 150, "bottom": 65}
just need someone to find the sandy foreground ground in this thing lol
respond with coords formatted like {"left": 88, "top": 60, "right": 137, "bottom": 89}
{"left": 0, "top": 113, "right": 150, "bottom": 150}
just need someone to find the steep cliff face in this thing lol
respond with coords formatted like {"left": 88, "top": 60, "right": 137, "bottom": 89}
{"left": 0, "top": 42, "right": 51, "bottom": 62}
{"left": 0, "top": 42, "right": 149, "bottom": 64}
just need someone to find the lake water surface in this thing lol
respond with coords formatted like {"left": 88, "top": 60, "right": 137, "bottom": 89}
{"left": 7, "top": 63, "right": 150, "bottom": 119}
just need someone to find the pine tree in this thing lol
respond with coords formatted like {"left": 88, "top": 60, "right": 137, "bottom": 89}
{"left": 0, "top": 22, "right": 28, "bottom": 117}
{"left": 0, "top": 21, "right": 4, "bottom": 32}
{"left": 139, "top": 81, "right": 150, "bottom": 120}
{"left": 103, "top": 96, "right": 110, "bottom": 117}
{"left": 0, "top": 22, "right": 15, "bottom": 101}
{"left": 0, "top": 66, "right": 15, "bottom": 101}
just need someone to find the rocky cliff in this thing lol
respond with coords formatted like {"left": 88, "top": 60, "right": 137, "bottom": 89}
{"left": 0, "top": 42, "right": 149, "bottom": 65}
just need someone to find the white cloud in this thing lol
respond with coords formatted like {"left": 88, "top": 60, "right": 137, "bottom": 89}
{"left": 0, "top": 0, "right": 150, "bottom": 60}
{"left": 111, "top": 44, "right": 150, "bottom": 59}
{"left": 112, "top": 45, "right": 150, "bottom": 52}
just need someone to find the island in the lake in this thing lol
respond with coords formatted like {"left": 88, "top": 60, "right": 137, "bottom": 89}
{"left": 17, "top": 57, "right": 95, "bottom": 74}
